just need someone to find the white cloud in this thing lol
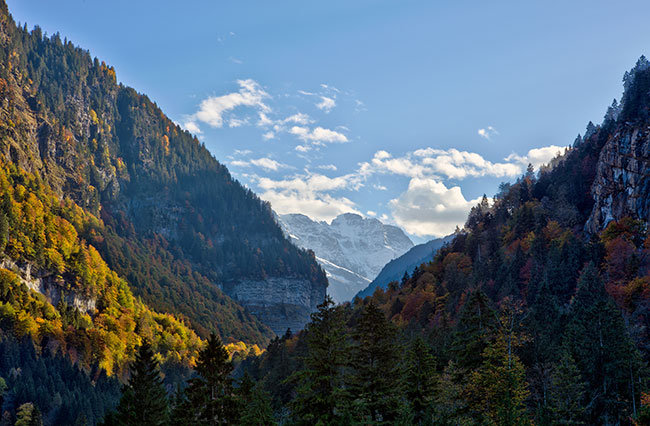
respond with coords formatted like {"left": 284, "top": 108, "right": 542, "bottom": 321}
{"left": 389, "top": 178, "right": 481, "bottom": 237}
{"left": 360, "top": 145, "right": 567, "bottom": 182}
{"left": 262, "top": 131, "right": 275, "bottom": 140}
{"left": 505, "top": 145, "right": 567, "bottom": 170}
{"left": 317, "top": 164, "right": 338, "bottom": 171}
{"left": 183, "top": 121, "right": 202, "bottom": 135}
{"left": 478, "top": 126, "right": 498, "bottom": 140}
{"left": 250, "top": 158, "right": 287, "bottom": 171}
{"left": 289, "top": 126, "right": 348, "bottom": 145}
{"left": 316, "top": 96, "right": 336, "bottom": 113}
{"left": 366, "top": 210, "right": 377, "bottom": 217}
{"left": 191, "top": 79, "right": 269, "bottom": 128}
{"left": 228, "top": 117, "right": 249, "bottom": 128}
{"left": 260, "top": 189, "right": 361, "bottom": 222}
{"left": 281, "top": 113, "right": 313, "bottom": 125}
{"left": 230, "top": 157, "right": 289, "bottom": 171}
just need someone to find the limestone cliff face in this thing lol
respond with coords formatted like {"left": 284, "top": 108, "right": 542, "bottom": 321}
{"left": 223, "top": 277, "right": 325, "bottom": 335}
{"left": 586, "top": 125, "right": 650, "bottom": 233}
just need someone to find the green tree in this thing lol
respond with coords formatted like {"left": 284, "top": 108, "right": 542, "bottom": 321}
{"left": 14, "top": 403, "right": 42, "bottom": 426}
{"left": 402, "top": 336, "right": 436, "bottom": 425}
{"left": 451, "top": 290, "right": 497, "bottom": 371}
{"left": 105, "top": 342, "right": 170, "bottom": 426}
{"left": 288, "top": 296, "right": 349, "bottom": 425}
{"left": 172, "top": 334, "right": 237, "bottom": 425}
{"left": 467, "top": 300, "right": 532, "bottom": 426}
{"left": 564, "top": 263, "right": 641, "bottom": 423}
{"left": 548, "top": 349, "right": 586, "bottom": 425}
{"left": 239, "top": 386, "right": 276, "bottom": 426}
{"left": 348, "top": 302, "right": 401, "bottom": 424}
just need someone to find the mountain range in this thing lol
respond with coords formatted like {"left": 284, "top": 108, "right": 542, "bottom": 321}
{"left": 278, "top": 213, "right": 413, "bottom": 303}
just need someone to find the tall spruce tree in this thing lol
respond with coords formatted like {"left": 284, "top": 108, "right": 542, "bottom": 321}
{"left": 548, "top": 348, "right": 586, "bottom": 425}
{"left": 348, "top": 302, "right": 401, "bottom": 424}
{"left": 402, "top": 336, "right": 437, "bottom": 425}
{"left": 564, "top": 263, "right": 642, "bottom": 423}
{"left": 288, "top": 296, "right": 349, "bottom": 425}
{"left": 102, "top": 342, "right": 169, "bottom": 426}
{"left": 451, "top": 289, "right": 497, "bottom": 371}
{"left": 172, "top": 334, "right": 237, "bottom": 425}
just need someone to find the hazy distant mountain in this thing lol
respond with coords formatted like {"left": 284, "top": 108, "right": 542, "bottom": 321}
{"left": 355, "top": 234, "right": 455, "bottom": 299}
{"left": 278, "top": 213, "right": 414, "bottom": 302}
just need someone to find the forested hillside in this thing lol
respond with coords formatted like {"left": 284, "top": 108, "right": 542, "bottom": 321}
{"left": 0, "top": 0, "right": 327, "bottom": 343}
{"left": 231, "top": 58, "right": 650, "bottom": 425}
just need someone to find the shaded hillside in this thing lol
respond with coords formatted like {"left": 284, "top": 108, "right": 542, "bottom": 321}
{"left": 241, "top": 58, "right": 650, "bottom": 425}
{"left": 355, "top": 234, "right": 454, "bottom": 299}
{"left": 0, "top": 1, "right": 327, "bottom": 341}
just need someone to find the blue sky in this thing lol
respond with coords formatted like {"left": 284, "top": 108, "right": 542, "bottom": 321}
{"left": 9, "top": 0, "right": 650, "bottom": 241}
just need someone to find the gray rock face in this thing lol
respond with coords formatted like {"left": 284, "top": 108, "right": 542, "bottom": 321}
{"left": 586, "top": 126, "right": 650, "bottom": 233}
{"left": 223, "top": 277, "right": 325, "bottom": 335}
{"left": 278, "top": 213, "right": 414, "bottom": 303}
{"left": 0, "top": 259, "right": 97, "bottom": 313}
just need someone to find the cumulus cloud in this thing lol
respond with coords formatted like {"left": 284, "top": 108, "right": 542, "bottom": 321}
{"left": 289, "top": 126, "right": 348, "bottom": 144}
{"left": 505, "top": 145, "right": 567, "bottom": 170}
{"left": 188, "top": 79, "right": 270, "bottom": 130}
{"left": 389, "top": 178, "right": 482, "bottom": 237}
{"left": 262, "top": 131, "right": 275, "bottom": 140}
{"left": 360, "top": 145, "right": 567, "bottom": 181}
{"left": 478, "top": 126, "right": 498, "bottom": 140}
{"left": 183, "top": 121, "right": 202, "bottom": 135}
{"left": 316, "top": 96, "right": 336, "bottom": 113}
{"left": 230, "top": 157, "right": 289, "bottom": 171}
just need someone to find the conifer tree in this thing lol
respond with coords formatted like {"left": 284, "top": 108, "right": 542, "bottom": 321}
{"left": 172, "top": 334, "right": 237, "bottom": 425}
{"left": 466, "top": 300, "right": 532, "bottom": 426}
{"left": 348, "top": 302, "right": 401, "bottom": 424}
{"left": 288, "top": 296, "right": 349, "bottom": 425}
{"left": 564, "top": 263, "right": 641, "bottom": 423}
{"left": 402, "top": 336, "right": 436, "bottom": 425}
{"left": 239, "top": 386, "right": 276, "bottom": 426}
{"left": 548, "top": 349, "right": 586, "bottom": 425}
{"left": 104, "top": 342, "right": 170, "bottom": 426}
{"left": 451, "top": 290, "right": 496, "bottom": 371}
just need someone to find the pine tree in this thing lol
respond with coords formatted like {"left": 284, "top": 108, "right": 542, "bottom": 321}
{"left": 347, "top": 302, "right": 401, "bottom": 424}
{"left": 402, "top": 336, "right": 436, "bottom": 425}
{"left": 451, "top": 290, "right": 496, "bottom": 371}
{"left": 432, "top": 361, "right": 475, "bottom": 426}
{"left": 548, "top": 349, "right": 586, "bottom": 425}
{"left": 104, "top": 342, "right": 170, "bottom": 426}
{"left": 172, "top": 334, "right": 237, "bottom": 425}
{"left": 14, "top": 403, "right": 42, "bottom": 426}
{"left": 239, "top": 386, "right": 276, "bottom": 426}
{"left": 288, "top": 296, "right": 349, "bottom": 425}
{"left": 466, "top": 300, "right": 532, "bottom": 426}
{"left": 564, "top": 263, "right": 641, "bottom": 423}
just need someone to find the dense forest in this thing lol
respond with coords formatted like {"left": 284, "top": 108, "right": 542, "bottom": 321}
{"left": 0, "top": 0, "right": 326, "bottom": 343}
{"left": 3, "top": 0, "right": 650, "bottom": 424}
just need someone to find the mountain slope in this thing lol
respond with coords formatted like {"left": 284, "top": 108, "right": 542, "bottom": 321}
{"left": 278, "top": 213, "right": 413, "bottom": 302}
{"left": 0, "top": 1, "right": 327, "bottom": 339}
{"left": 355, "top": 234, "right": 454, "bottom": 299}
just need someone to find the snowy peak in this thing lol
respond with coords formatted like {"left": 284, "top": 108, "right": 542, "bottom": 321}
{"left": 278, "top": 213, "right": 414, "bottom": 303}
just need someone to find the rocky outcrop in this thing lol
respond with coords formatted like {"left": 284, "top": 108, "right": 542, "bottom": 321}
{"left": 223, "top": 277, "right": 325, "bottom": 335}
{"left": 586, "top": 125, "right": 650, "bottom": 233}
{"left": 0, "top": 259, "right": 97, "bottom": 313}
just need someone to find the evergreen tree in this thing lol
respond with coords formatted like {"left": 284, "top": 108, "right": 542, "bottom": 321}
{"left": 348, "top": 303, "right": 401, "bottom": 424}
{"left": 14, "top": 403, "right": 42, "bottom": 426}
{"left": 172, "top": 334, "right": 237, "bottom": 425}
{"left": 564, "top": 263, "right": 641, "bottom": 423}
{"left": 432, "top": 361, "right": 475, "bottom": 426}
{"left": 104, "top": 342, "right": 169, "bottom": 426}
{"left": 466, "top": 301, "right": 532, "bottom": 426}
{"left": 402, "top": 336, "right": 436, "bottom": 425}
{"left": 288, "top": 296, "right": 349, "bottom": 425}
{"left": 451, "top": 290, "right": 496, "bottom": 371}
{"left": 239, "top": 386, "right": 276, "bottom": 426}
{"left": 548, "top": 349, "right": 586, "bottom": 425}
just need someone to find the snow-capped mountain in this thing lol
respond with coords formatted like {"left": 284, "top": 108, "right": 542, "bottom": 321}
{"left": 278, "top": 213, "right": 414, "bottom": 303}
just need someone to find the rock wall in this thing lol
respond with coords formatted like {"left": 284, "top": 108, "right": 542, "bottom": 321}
{"left": 0, "top": 258, "right": 97, "bottom": 313}
{"left": 586, "top": 126, "right": 650, "bottom": 233}
{"left": 223, "top": 277, "right": 325, "bottom": 335}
